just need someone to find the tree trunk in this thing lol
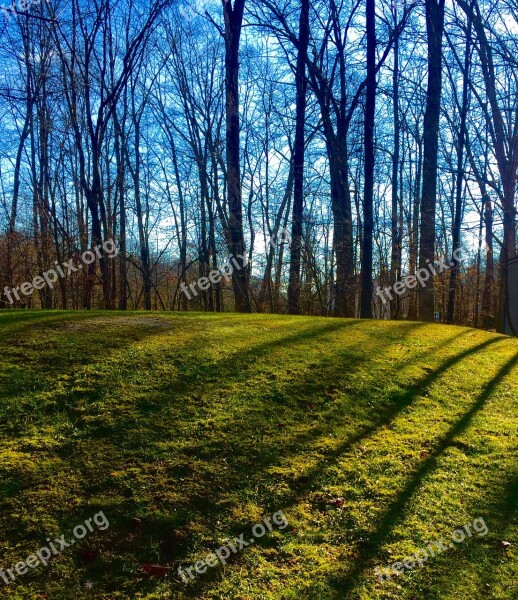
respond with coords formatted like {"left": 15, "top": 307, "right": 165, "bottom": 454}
{"left": 408, "top": 129, "right": 423, "bottom": 320}
{"left": 287, "top": 0, "right": 310, "bottom": 315}
{"left": 224, "top": 0, "right": 251, "bottom": 312}
{"left": 447, "top": 10, "right": 471, "bottom": 324}
{"left": 481, "top": 195, "right": 495, "bottom": 326}
{"left": 360, "top": 0, "right": 376, "bottom": 318}
{"left": 418, "top": 0, "right": 446, "bottom": 321}
{"left": 390, "top": 6, "right": 402, "bottom": 319}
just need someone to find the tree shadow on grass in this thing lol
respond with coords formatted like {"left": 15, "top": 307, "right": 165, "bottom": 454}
{"left": 76, "top": 319, "right": 432, "bottom": 454}
{"left": 2, "top": 314, "right": 505, "bottom": 599}
{"left": 204, "top": 327, "right": 478, "bottom": 516}
{"left": 476, "top": 473, "right": 518, "bottom": 594}
{"left": 430, "top": 470, "right": 518, "bottom": 600}
{"left": 328, "top": 347, "right": 518, "bottom": 597}
{"left": 62, "top": 319, "right": 434, "bottom": 595}
{"left": 275, "top": 336, "right": 506, "bottom": 506}
{"left": 81, "top": 319, "right": 456, "bottom": 490}
{"left": 138, "top": 328, "right": 497, "bottom": 595}
{"left": 177, "top": 334, "right": 507, "bottom": 598}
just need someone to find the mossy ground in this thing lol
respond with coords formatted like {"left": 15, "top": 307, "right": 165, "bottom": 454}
{"left": 0, "top": 311, "right": 516, "bottom": 599}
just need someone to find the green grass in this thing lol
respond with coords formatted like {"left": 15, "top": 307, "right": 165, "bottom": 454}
{"left": 0, "top": 311, "right": 516, "bottom": 599}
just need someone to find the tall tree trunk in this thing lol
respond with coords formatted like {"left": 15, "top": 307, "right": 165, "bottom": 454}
{"left": 408, "top": 129, "right": 423, "bottom": 320}
{"left": 130, "top": 90, "right": 152, "bottom": 311}
{"left": 327, "top": 134, "right": 354, "bottom": 317}
{"left": 390, "top": 5, "right": 402, "bottom": 319}
{"left": 169, "top": 134, "right": 188, "bottom": 311}
{"left": 223, "top": 0, "right": 251, "bottom": 312}
{"left": 418, "top": 0, "right": 446, "bottom": 321}
{"left": 114, "top": 110, "right": 128, "bottom": 310}
{"left": 287, "top": 0, "right": 310, "bottom": 315}
{"left": 360, "top": 0, "right": 376, "bottom": 318}
{"left": 481, "top": 195, "right": 495, "bottom": 326}
{"left": 447, "top": 10, "right": 471, "bottom": 324}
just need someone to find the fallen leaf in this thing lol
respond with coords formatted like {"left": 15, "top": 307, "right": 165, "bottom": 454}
{"left": 79, "top": 550, "right": 98, "bottom": 562}
{"left": 329, "top": 497, "right": 345, "bottom": 507}
{"left": 142, "top": 564, "right": 171, "bottom": 577}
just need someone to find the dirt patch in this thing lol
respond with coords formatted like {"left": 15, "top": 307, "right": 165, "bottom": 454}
{"left": 57, "top": 317, "right": 172, "bottom": 330}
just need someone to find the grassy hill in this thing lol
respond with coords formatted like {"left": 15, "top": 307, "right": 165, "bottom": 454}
{"left": 0, "top": 311, "right": 516, "bottom": 599}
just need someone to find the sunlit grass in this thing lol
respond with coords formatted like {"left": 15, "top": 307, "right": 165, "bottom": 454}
{"left": 0, "top": 311, "right": 516, "bottom": 599}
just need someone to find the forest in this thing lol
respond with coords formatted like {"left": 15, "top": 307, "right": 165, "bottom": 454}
{"left": 0, "top": 0, "right": 517, "bottom": 331}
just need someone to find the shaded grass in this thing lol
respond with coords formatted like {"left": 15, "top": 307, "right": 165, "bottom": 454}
{"left": 0, "top": 311, "right": 516, "bottom": 599}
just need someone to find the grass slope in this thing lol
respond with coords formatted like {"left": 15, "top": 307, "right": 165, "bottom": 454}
{"left": 0, "top": 311, "right": 516, "bottom": 599}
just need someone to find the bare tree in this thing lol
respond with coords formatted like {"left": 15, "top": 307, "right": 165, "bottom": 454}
{"left": 287, "top": 0, "right": 310, "bottom": 315}
{"left": 418, "top": 0, "right": 446, "bottom": 322}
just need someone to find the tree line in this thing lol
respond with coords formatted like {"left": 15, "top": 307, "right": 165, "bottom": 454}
{"left": 0, "top": 0, "right": 516, "bottom": 332}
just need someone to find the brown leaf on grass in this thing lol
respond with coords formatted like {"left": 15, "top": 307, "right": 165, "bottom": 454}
{"left": 311, "top": 492, "right": 345, "bottom": 509}
{"left": 142, "top": 564, "right": 171, "bottom": 577}
{"left": 79, "top": 550, "right": 99, "bottom": 562}
{"left": 328, "top": 497, "right": 345, "bottom": 507}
